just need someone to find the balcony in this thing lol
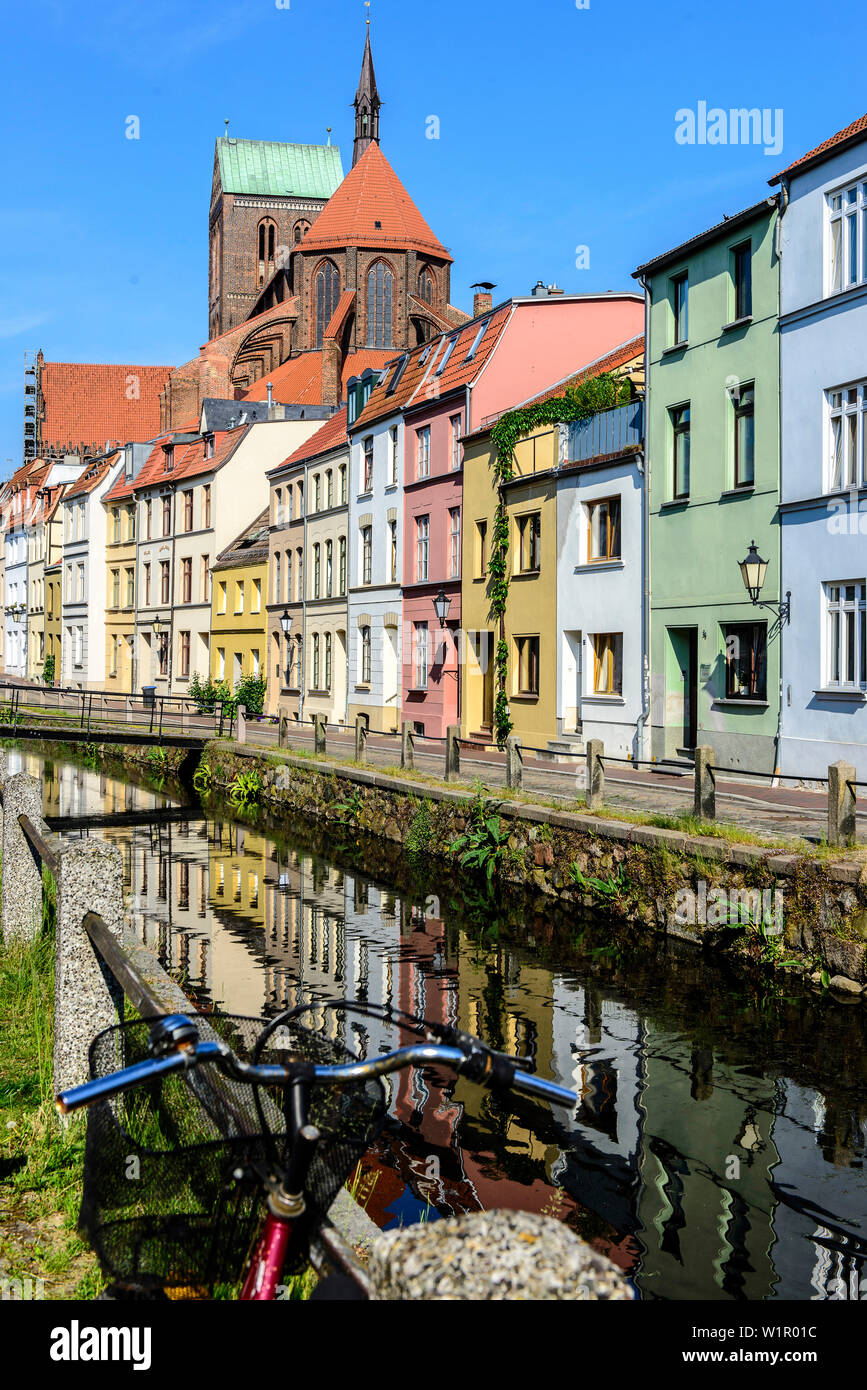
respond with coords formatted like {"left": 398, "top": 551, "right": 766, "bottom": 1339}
{"left": 568, "top": 398, "right": 644, "bottom": 466}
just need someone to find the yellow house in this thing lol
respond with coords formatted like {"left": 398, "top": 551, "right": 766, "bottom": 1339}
{"left": 102, "top": 479, "right": 138, "bottom": 692}
{"left": 209, "top": 509, "right": 268, "bottom": 688}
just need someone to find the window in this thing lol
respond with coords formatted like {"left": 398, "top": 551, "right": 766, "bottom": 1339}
{"left": 313, "top": 543, "right": 321, "bottom": 598}
{"left": 181, "top": 558, "right": 192, "bottom": 604}
{"left": 274, "top": 551, "right": 281, "bottom": 603}
{"left": 390, "top": 426, "right": 399, "bottom": 485}
{"left": 829, "top": 382, "right": 867, "bottom": 490}
{"left": 829, "top": 181, "right": 867, "bottom": 295}
{"left": 722, "top": 622, "right": 767, "bottom": 700}
{"left": 386, "top": 519, "right": 396, "bottom": 582}
{"left": 217, "top": 647, "right": 225, "bottom": 680}
{"left": 315, "top": 261, "right": 341, "bottom": 349}
{"left": 296, "top": 547, "right": 303, "bottom": 598}
{"left": 201, "top": 555, "right": 210, "bottom": 602}
{"left": 671, "top": 404, "right": 691, "bottom": 499}
{"left": 203, "top": 485, "right": 211, "bottom": 528}
{"left": 465, "top": 323, "right": 487, "bottom": 362}
{"left": 418, "top": 267, "right": 434, "bottom": 303}
{"left": 672, "top": 272, "right": 688, "bottom": 344}
{"left": 203, "top": 434, "right": 214, "bottom": 461}
{"left": 324, "top": 632, "right": 332, "bottom": 691}
{"left": 252, "top": 648, "right": 260, "bottom": 677}
{"left": 325, "top": 470, "right": 333, "bottom": 509}
{"left": 183, "top": 491, "right": 193, "bottom": 531}
{"left": 417, "top": 426, "right": 430, "bottom": 479}
{"left": 361, "top": 526, "right": 372, "bottom": 585}
{"left": 145, "top": 499, "right": 152, "bottom": 540}
{"left": 285, "top": 550, "right": 292, "bottom": 603}
{"left": 126, "top": 504, "right": 135, "bottom": 540}
{"left": 362, "top": 437, "right": 374, "bottom": 493}
{"left": 112, "top": 509, "right": 121, "bottom": 543}
{"left": 162, "top": 495, "right": 172, "bottom": 537}
{"left": 163, "top": 445, "right": 174, "bottom": 473}
{"left": 314, "top": 474, "right": 321, "bottom": 512}
{"left": 449, "top": 508, "right": 461, "bottom": 578}
{"left": 274, "top": 488, "right": 283, "bottom": 525}
{"left": 367, "top": 261, "right": 394, "bottom": 347}
{"left": 732, "top": 242, "right": 753, "bottom": 320}
{"left": 825, "top": 582, "right": 867, "bottom": 688}
{"left": 360, "top": 625, "right": 372, "bottom": 684}
{"left": 436, "top": 337, "right": 457, "bottom": 376}
{"left": 235, "top": 580, "right": 244, "bottom": 613}
{"left": 591, "top": 632, "right": 623, "bottom": 695}
{"left": 518, "top": 512, "right": 541, "bottom": 572}
{"left": 109, "top": 633, "right": 118, "bottom": 676}
{"left": 339, "top": 464, "right": 347, "bottom": 504}
{"left": 179, "top": 631, "right": 190, "bottom": 679}
{"left": 252, "top": 577, "right": 261, "bottom": 612}
{"left": 77, "top": 563, "right": 85, "bottom": 600}
{"left": 144, "top": 563, "right": 151, "bottom": 607}
{"left": 217, "top": 579, "right": 227, "bottom": 614}
{"left": 160, "top": 561, "right": 170, "bottom": 605}
{"left": 111, "top": 569, "right": 120, "bottom": 608}
{"left": 312, "top": 633, "right": 320, "bottom": 690}
{"left": 475, "top": 519, "right": 488, "bottom": 578}
{"left": 516, "top": 635, "right": 540, "bottom": 695}
{"left": 414, "top": 622, "right": 430, "bottom": 689}
{"left": 733, "top": 383, "right": 755, "bottom": 487}
{"left": 416, "top": 515, "right": 430, "bottom": 581}
{"left": 450, "top": 415, "right": 462, "bottom": 470}
{"left": 325, "top": 540, "right": 333, "bottom": 597}
{"left": 125, "top": 568, "right": 135, "bottom": 608}
{"left": 588, "top": 497, "right": 621, "bottom": 561}
{"left": 339, "top": 536, "right": 347, "bottom": 594}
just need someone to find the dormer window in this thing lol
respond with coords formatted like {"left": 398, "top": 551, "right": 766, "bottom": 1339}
{"left": 163, "top": 445, "right": 174, "bottom": 473}
{"left": 203, "top": 434, "right": 215, "bottom": 461}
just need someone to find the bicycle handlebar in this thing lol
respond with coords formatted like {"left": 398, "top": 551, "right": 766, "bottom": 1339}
{"left": 56, "top": 1031, "right": 577, "bottom": 1115}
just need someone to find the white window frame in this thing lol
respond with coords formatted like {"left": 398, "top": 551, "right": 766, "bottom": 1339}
{"left": 416, "top": 515, "right": 430, "bottom": 581}
{"left": 828, "top": 380, "right": 867, "bottom": 491}
{"left": 824, "top": 580, "right": 867, "bottom": 689}
{"left": 416, "top": 426, "right": 431, "bottom": 479}
{"left": 828, "top": 179, "right": 867, "bottom": 297}
{"left": 414, "top": 621, "right": 430, "bottom": 689}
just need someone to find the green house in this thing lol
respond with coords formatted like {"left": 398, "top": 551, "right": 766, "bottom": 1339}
{"left": 634, "top": 197, "right": 781, "bottom": 772}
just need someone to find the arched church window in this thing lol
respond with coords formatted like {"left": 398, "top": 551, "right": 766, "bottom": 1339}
{"left": 367, "top": 261, "right": 394, "bottom": 349}
{"left": 294, "top": 220, "right": 310, "bottom": 244}
{"left": 315, "top": 261, "right": 341, "bottom": 348}
{"left": 257, "top": 218, "right": 277, "bottom": 287}
{"left": 418, "top": 267, "right": 434, "bottom": 304}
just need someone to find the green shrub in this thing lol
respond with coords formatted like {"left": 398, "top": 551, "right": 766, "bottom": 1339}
{"left": 42, "top": 654, "right": 56, "bottom": 687}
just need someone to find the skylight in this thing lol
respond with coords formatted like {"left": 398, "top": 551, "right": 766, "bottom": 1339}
{"left": 436, "top": 336, "right": 458, "bottom": 376}
{"left": 465, "top": 321, "right": 488, "bottom": 362}
{"left": 386, "top": 354, "right": 409, "bottom": 396}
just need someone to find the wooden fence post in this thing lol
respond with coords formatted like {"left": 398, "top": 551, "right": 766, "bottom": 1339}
{"left": 401, "top": 722, "right": 415, "bottom": 771}
{"left": 445, "top": 726, "right": 460, "bottom": 781}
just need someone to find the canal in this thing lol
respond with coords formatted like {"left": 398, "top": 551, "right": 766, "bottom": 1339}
{"left": 15, "top": 747, "right": 867, "bottom": 1302}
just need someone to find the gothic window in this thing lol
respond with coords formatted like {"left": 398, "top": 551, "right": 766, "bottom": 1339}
{"left": 315, "top": 261, "right": 341, "bottom": 349}
{"left": 367, "top": 261, "right": 394, "bottom": 348}
{"left": 257, "top": 218, "right": 277, "bottom": 287}
{"left": 294, "top": 220, "right": 310, "bottom": 244}
{"left": 417, "top": 267, "right": 434, "bottom": 304}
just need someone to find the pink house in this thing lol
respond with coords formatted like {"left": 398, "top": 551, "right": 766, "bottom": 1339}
{"left": 355, "top": 288, "right": 645, "bottom": 738}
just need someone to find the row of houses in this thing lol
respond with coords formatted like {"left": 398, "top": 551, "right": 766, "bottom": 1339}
{"left": 4, "top": 108, "right": 867, "bottom": 778}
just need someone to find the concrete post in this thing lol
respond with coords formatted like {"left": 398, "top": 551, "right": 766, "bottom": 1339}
{"left": 585, "top": 740, "right": 604, "bottom": 811}
{"left": 693, "top": 745, "right": 716, "bottom": 821}
{"left": 237, "top": 705, "right": 247, "bottom": 745}
{"left": 445, "top": 725, "right": 461, "bottom": 781}
{"left": 401, "top": 722, "right": 415, "bottom": 771}
{"left": 125, "top": 696, "right": 133, "bottom": 725}
{"left": 279, "top": 714, "right": 289, "bottom": 748}
{"left": 0, "top": 748, "right": 8, "bottom": 845}
{"left": 355, "top": 715, "right": 368, "bottom": 763}
{"left": 1, "top": 773, "right": 44, "bottom": 944}
{"left": 505, "top": 737, "right": 523, "bottom": 791}
{"left": 313, "top": 712, "right": 327, "bottom": 755}
{"left": 828, "top": 760, "right": 857, "bottom": 847}
{"left": 54, "top": 838, "right": 125, "bottom": 1094}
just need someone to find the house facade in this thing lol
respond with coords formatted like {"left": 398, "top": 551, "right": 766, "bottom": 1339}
{"left": 774, "top": 117, "right": 867, "bottom": 776}
{"left": 210, "top": 509, "right": 269, "bottom": 689}
{"left": 61, "top": 454, "right": 123, "bottom": 690}
{"left": 635, "top": 199, "right": 782, "bottom": 771}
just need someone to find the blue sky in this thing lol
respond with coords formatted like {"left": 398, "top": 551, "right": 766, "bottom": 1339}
{"left": 0, "top": 0, "right": 862, "bottom": 470}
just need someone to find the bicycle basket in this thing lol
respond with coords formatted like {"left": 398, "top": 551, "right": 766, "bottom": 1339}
{"left": 79, "top": 1012, "right": 386, "bottom": 1294}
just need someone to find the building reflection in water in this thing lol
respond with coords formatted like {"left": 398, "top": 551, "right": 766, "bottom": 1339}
{"left": 19, "top": 748, "right": 867, "bottom": 1303}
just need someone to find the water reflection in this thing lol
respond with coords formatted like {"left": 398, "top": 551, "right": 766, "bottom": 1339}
{"left": 16, "top": 748, "right": 867, "bottom": 1302}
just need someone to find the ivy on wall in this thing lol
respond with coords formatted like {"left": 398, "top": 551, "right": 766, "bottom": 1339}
{"left": 487, "top": 373, "right": 631, "bottom": 746}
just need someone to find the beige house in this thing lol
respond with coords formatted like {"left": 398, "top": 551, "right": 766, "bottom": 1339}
{"left": 265, "top": 409, "right": 347, "bottom": 723}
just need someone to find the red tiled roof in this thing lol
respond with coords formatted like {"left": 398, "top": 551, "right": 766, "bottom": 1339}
{"left": 298, "top": 144, "right": 451, "bottom": 261}
{"left": 103, "top": 433, "right": 173, "bottom": 502}
{"left": 122, "top": 427, "right": 248, "bottom": 498}
{"left": 325, "top": 290, "right": 356, "bottom": 341}
{"left": 40, "top": 362, "right": 173, "bottom": 452}
{"left": 770, "top": 111, "right": 867, "bottom": 184}
{"left": 63, "top": 453, "right": 121, "bottom": 501}
{"left": 274, "top": 407, "right": 348, "bottom": 474}
{"left": 353, "top": 304, "right": 513, "bottom": 431}
{"left": 242, "top": 349, "right": 393, "bottom": 405}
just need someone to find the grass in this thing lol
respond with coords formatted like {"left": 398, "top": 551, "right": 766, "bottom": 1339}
{"left": 0, "top": 915, "right": 103, "bottom": 1300}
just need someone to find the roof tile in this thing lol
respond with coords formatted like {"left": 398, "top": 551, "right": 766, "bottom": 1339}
{"left": 40, "top": 362, "right": 172, "bottom": 454}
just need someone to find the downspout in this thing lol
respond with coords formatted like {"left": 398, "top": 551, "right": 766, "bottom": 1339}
{"left": 299, "top": 466, "right": 308, "bottom": 725}
{"left": 771, "top": 181, "right": 789, "bottom": 781}
{"left": 635, "top": 273, "right": 652, "bottom": 764}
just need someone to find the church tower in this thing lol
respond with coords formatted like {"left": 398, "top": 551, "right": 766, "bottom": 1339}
{"left": 353, "top": 23, "right": 381, "bottom": 167}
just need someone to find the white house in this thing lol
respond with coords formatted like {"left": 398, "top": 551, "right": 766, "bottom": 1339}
{"left": 775, "top": 116, "right": 867, "bottom": 776}
{"left": 61, "top": 453, "right": 123, "bottom": 689}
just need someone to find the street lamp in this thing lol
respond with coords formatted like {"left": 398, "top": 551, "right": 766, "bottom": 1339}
{"left": 280, "top": 609, "right": 292, "bottom": 636}
{"left": 433, "top": 588, "right": 451, "bottom": 628}
{"left": 738, "top": 541, "right": 791, "bottom": 624}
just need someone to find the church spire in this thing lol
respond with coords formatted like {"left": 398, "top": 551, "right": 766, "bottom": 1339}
{"left": 352, "top": 17, "right": 381, "bottom": 167}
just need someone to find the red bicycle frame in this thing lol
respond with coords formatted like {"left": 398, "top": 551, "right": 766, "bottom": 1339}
{"left": 241, "top": 1211, "right": 296, "bottom": 1301}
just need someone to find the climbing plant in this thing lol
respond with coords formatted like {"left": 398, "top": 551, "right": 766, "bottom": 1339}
{"left": 487, "top": 372, "right": 631, "bottom": 746}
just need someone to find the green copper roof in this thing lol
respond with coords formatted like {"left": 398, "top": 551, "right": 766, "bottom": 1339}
{"left": 216, "top": 138, "right": 344, "bottom": 199}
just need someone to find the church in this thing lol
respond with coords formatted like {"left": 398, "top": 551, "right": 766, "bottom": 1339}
{"left": 160, "top": 28, "right": 468, "bottom": 429}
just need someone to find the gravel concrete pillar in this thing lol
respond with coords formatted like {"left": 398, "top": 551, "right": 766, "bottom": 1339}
{"left": 828, "top": 760, "right": 857, "bottom": 847}
{"left": 0, "top": 748, "right": 8, "bottom": 841}
{"left": 693, "top": 745, "right": 716, "bottom": 821}
{"left": 445, "top": 725, "right": 460, "bottom": 781}
{"left": 236, "top": 705, "right": 247, "bottom": 745}
{"left": 355, "top": 715, "right": 368, "bottom": 763}
{"left": 1, "top": 773, "right": 44, "bottom": 944}
{"left": 279, "top": 714, "right": 289, "bottom": 748}
{"left": 401, "top": 722, "right": 415, "bottom": 771}
{"left": 313, "top": 713, "right": 327, "bottom": 755}
{"left": 585, "top": 740, "right": 604, "bottom": 811}
{"left": 368, "top": 1209, "right": 632, "bottom": 1301}
{"left": 505, "top": 737, "right": 523, "bottom": 791}
{"left": 54, "top": 838, "right": 125, "bottom": 1095}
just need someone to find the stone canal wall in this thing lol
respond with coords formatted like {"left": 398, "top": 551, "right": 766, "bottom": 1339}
{"left": 192, "top": 741, "right": 867, "bottom": 997}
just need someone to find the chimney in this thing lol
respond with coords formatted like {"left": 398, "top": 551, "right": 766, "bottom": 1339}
{"left": 546, "top": 283, "right": 564, "bottom": 296}
{"left": 322, "top": 341, "right": 341, "bottom": 409}
{"left": 266, "top": 380, "right": 273, "bottom": 406}
{"left": 471, "top": 281, "right": 496, "bottom": 318}
{"left": 531, "top": 280, "right": 548, "bottom": 298}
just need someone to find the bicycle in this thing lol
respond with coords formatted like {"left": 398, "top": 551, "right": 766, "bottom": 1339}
{"left": 56, "top": 1001, "right": 578, "bottom": 1301}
